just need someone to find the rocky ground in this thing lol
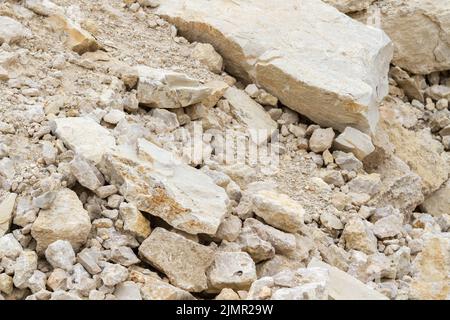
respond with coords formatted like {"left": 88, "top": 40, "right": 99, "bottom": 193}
{"left": 0, "top": 0, "right": 449, "bottom": 300}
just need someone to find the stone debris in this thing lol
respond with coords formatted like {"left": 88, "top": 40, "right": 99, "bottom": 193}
{"left": 138, "top": 228, "right": 215, "bottom": 292}
{"left": 223, "top": 87, "right": 277, "bottom": 145}
{"left": 100, "top": 139, "right": 229, "bottom": 235}
{"left": 0, "top": 0, "right": 449, "bottom": 301}
{"left": 31, "top": 188, "right": 91, "bottom": 253}
{"left": 0, "top": 193, "right": 17, "bottom": 236}
{"left": 157, "top": 0, "right": 393, "bottom": 133}
{"left": 137, "top": 66, "right": 212, "bottom": 108}
{"left": 52, "top": 117, "right": 116, "bottom": 164}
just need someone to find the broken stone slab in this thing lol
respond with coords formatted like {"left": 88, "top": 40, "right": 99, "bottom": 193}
{"left": 192, "top": 42, "right": 223, "bottom": 74}
{"left": 334, "top": 127, "right": 375, "bottom": 160}
{"left": 251, "top": 189, "right": 305, "bottom": 233}
{"left": 52, "top": 117, "right": 116, "bottom": 164}
{"left": 140, "top": 276, "right": 196, "bottom": 300}
{"left": 157, "top": 0, "right": 393, "bottom": 133}
{"left": 119, "top": 202, "right": 151, "bottom": 241}
{"left": 357, "top": 0, "right": 450, "bottom": 74}
{"left": 421, "top": 180, "right": 450, "bottom": 217}
{"left": 0, "top": 16, "right": 32, "bottom": 45}
{"left": 342, "top": 217, "right": 378, "bottom": 255}
{"left": 69, "top": 155, "right": 105, "bottom": 191}
{"left": 323, "top": 0, "right": 376, "bottom": 13}
{"left": 136, "top": 65, "right": 212, "bottom": 108}
{"left": 207, "top": 251, "right": 257, "bottom": 291}
{"left": 308, "top": 258, "right": 388, "bottom": 300}
{"left": 409, "top": 237, "right": 450, "bottom": 300}
{"left": 0, "top": 193, "right": 17, "bottom": 237}
{"left": 31, "top": 188, "right": 92, "bottom": 253}
{"left": 99, "top": 139, "right": 229, "bottom": 235}
{"left": 138, "top": 227, "right": 215, "bottom": 292}
{"left": 223, "top": 87, "right": 277, "bottom": 145}
{"left": 379, "top": 101, "right": 449, "bottom": 195}
{"left": 389, "top": 66, "right": 424, "bottom": 102}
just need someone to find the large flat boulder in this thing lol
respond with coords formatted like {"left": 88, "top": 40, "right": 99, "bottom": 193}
{"left": 156, "top": 0, "right": 393, "bottom": 133}
{"left": 356, "top": 0, "right": 450, "bottom": 74}
{"left": 99, "top": 139, "right": 229, "bottom": 235}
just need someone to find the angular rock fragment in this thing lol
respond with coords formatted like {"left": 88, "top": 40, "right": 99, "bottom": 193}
{"left": 138, "top": 228, "right": 215, "bottom": 292}
{"left": 342, "top": 217, "right": 377, "bottom": 255}
{"left": 323, "top": 0, "right": 376, "bottom": 13}
{"left": 100, "top": 139, "right": 229, "bottom": 235}
{"left": 136, "top": 65, "right": 212, "bottom": 108}
{"left": 223, "top": 87, "right": 277, "bottom": 145}
{"left": 0, "top": 16, "right": 32, "bottom": 45}
{"left": 0, "top": 193, "right": 17, "bottom": 237}
{"left": 119, "top": 202, "right": 151, "bottom": 241}
{"left": 192, "top": 42, "right": 223, "bottom": 74}
{"left": 157, "top": 0, "right": 393, "bottom": 133}
{"left": 70, "top": 155, "right": 104, "bottom": 191}
{"left": 334, "top": 127, "right": 375, "bottom": 160}
{"left": 359, "top": 0, "right": 450, "bottom": 74}
{"left": 251, "top": 189, "right": 305, "bottom": 233}
{"left": 45, "top": 240, "right": 76, "bottom": 271}
{"left": 31, "top": 188, "right": 91, "bottom": 253}
{"left": 309, "top": 128, "right": 335, "bottom": 153}
{"left": 140, "top": 276, "right": 195, "bottom": 300}
{"left": 308, "top": 259, "right": 388, "bottom": 300}
{"left": 207, "top": 252, "right": 257, "bottom": 291}
{"left": 421, "top": 180, "right": 450, "bottom": 217}
{"left": 13, "top": 251, "right": 38, "bottom": 289}
{"left": 52, "top": 117, "right": 116, "bottom": 164}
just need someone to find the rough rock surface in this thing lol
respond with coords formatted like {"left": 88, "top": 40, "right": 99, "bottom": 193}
{"left": 100, "top": 139, "right": 229, "bottom": 235}
{"left": 358, "top": 0, "right": 450, "bottom": 74}
{"left": 139, "top": 228, "right": 215, "bottom": 292}
{"left": 31, "top": 188, "right": 91, "bottom": 253}
{"left": 156, "top": 0, "right": 393, "bottom": 133}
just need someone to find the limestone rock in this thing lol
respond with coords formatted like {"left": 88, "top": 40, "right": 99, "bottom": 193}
{"left": 100, "top": 139, "right": 229, "bottom": 235}
{"left": 223, "top": 87, "right": 277, "bottom": 145}
{"left": 359, "top": 0, "right": 450, "bottom": 74}
{"left": 342, "top": 217, "right": 378, "bottom": 255}
{"left": 0, "top": 193, "right": 17, "bottom": 237}
{"left": 136, "top": 65, "right": 212, "bottom": 108}
{"left": 421, "top": 180, "right": 450, "bottom": 217}
{"left": 45, "top": 240, "right": 76, "bottom": 271}
{"left": 114, "top": 281, "right": 142, "bottom": 300}
{"left": 192, "top": 42, "right": 223, "bottom": 74}
{"left": 52, "top": 117, "right": 116, "bottom": 164}
{"left": 410, "top": 237, "right": 450, "bottom": 300}
{"left": 0, "top": 16, "right": 32, "bottom": 45}
{"left": 379, "top": 102, "right": 448, "bottom": 195}
{"left": 373, "top": 214, "right": 403, "bottom": 239}
{"left": 138, "top": 228, "right": 215, "bottom": 292}
{"left": 334, "top": 127, "right": 375, "bottom": 160}
{"left": 0, "top": 233, "right": 23, "bottom": 259}
{"left": 389, "top": 66, "right": 424, "bottom": 102}
{"left": 31, "top": 188, "right": 92, "bottom": 253}
{"left": 119, "top": 202, "right": 151, "bottom": 241}
{"left": 244, "top": 218, "right": 296, "bottom": 255}
{"left": 309, "top": 128, "right": 335, "bottom": 153}
{"left": 308, "top": 258, "right": 388, "bottom": 300}
{"left": 69, "top": 155, "right": 104, "bottom": 191}
{"left": 236, "top": 227, "right": 275, "bottom": 263}
{"left": 207, "top": 252, "right": 257, "bottom": 291}
{"left": 13, "top": 251, "right": 38, "bottom": 289}
{"left": 140, "top": 276, "right": 195, "bottom": 300}
{"left": 100, "top": 263, "right": 129, "bottom": 286}
{"left": 157, "top": 0, "right": 393, "bottom": 133}
{"left": 251, "top": 189, "right": 305, "bottom": 233}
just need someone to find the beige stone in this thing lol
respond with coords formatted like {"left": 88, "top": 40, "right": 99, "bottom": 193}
{"left": 119, "top": 202, "right": 151, "bottom": 240}
{"left": 207, "top": 252, "right": 257, "bottom": 291}
{"left": 0, "top": 193, "right": 17, "bottom": 237}
{"left": 192, "top": 42, "right": 223, "bottom": 74}
{"left": 421, "top": 180, "right": 450, "bottom": 217}
{"left": 157, "top": 0, "right": 393, "bottom": 133}
{"left": 100, "top": 139, "right": 229, "bottom": 235}
{"left": 410, "top": 237, "right": 450, "bottom": 300}
{"left": 308, "top": 258, "right": 388, "bottom": 300}
{"left": 136, "top": 65, "right": 212, "bottom": 108}
{"left": 342, "top": 217, "right": 377, "bottom": 255}
{"left": 223, "top": 87, "right": 277, "bottom": 145}
{"left": 323, "top": 0, "right": 376, "bottom": 13}
{"left": 334, "top": 127, "right": 375, "bottom": 160}
{"left": 358, "top": 0, "right": 450, "bottom": 74}
{"left": 52, "top": 117, "right": 116, "bottom": 164}
{"left": 0, "top": 16, "right": 32, "bottom": 45}
{"left": 138, "top": 228, "right": 215, "bottom": 292}
{"left": 252, "top": 189, "right": 305, "bottom": 233}
{"left": 31, "top": 188, "right": 91, "bottom": 253}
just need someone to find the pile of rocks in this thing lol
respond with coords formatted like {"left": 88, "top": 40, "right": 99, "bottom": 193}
{"left": 0, "top": 0, "right": 449, "bottom": 300}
